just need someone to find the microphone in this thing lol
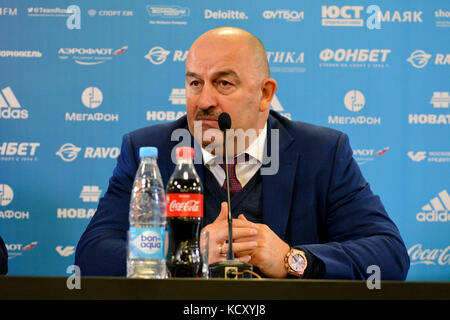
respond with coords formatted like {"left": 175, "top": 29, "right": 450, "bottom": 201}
{"left": 208, "top": 112, "right": 254, "bottom": 279}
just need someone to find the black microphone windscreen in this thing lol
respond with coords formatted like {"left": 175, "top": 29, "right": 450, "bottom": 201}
{"left": 218, "top": 112, "right": 232, "bottom": 131}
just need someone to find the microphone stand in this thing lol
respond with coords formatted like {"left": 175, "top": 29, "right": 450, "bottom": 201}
{"left": 208, "top": 117, "right": 254, "bottom": 279}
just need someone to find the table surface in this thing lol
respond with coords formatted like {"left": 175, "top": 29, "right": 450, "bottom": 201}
{"left": 1, "top": 276, "right": 449, "bottom": 300}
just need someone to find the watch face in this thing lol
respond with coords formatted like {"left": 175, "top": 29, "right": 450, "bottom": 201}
{"left": 289, "top": 253, "right": 306, "bottom": 272}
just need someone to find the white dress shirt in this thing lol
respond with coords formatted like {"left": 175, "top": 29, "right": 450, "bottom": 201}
{"left": 201, "top": 123, "right": 267, "bottom": 188}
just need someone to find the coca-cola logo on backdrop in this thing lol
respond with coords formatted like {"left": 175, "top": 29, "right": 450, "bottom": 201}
{"left": 408, "top": 244, "right": 450, "bottom": 266}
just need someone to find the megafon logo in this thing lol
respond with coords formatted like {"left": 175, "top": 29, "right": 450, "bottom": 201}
{"left": 58, "top": 46, "right": 127, "bottom": 65}
{"left": 344, "top": 90, "right": 365, "bottom": 112}
{"left": 6, "top": 241, "right": 38, "bottom": 260}
{"left": 0, "top": 86, "right": 29, "bottom": 119}
{"left": 0, "top": 184, "right": 13, "bottom": 206}
{"left": 417, "top": 189, "right": 450, "bottom": 222}
{"left": 81, "top": 87, "right": 103, "bottom": 109}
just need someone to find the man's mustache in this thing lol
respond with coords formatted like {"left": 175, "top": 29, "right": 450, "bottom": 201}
{"left": 194, "top": 109, "right": 222, "bottom": 121}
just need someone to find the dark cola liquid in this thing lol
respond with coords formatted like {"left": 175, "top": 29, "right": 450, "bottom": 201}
{"left": 166, "top": 173, "right": 203, "bottom": 278}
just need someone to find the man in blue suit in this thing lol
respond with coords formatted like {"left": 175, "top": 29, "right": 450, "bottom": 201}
{"left": 76, "top": 27, "right": 409, "bottom": 280}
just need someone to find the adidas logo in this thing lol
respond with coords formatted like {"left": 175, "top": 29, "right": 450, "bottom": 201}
{"left": 416, "top": 189, "right": 450, "bottom": 222}
{"left": 0, "top": 86, "right": 29, "bottom": 119}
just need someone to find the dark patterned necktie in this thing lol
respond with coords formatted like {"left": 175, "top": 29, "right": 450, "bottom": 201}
{"left": 219, "top": 158, "right": 242, "bottom": 197}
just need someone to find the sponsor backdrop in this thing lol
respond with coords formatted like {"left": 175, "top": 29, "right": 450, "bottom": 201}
{"left": 0, "top": 0, "right": 449, "bottom": 281}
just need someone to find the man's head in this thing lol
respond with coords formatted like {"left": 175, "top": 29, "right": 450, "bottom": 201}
{"left": 185, "top": 27, "right": 277, "bottom": 151}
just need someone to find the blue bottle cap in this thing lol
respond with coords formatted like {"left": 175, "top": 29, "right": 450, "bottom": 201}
{"left": 139, "top": 147, "right": 158, "bottom": 158}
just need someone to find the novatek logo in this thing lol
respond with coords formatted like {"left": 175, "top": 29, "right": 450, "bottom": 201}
{"left": 262, "top": 10, "right": 304, "bottom": 22}
{"left": 204, "top": 9, "right": 248, "bottom": 20}
{"left": 321, "top": 5, "right": 364, "bottom": 27}
{"left": 408, "top": 92, "right": 450, "bottom": 125}
{"left": 56, "top": 246, "right": 75, "bottom": 257}
{"left": 58, "top": 46, "right": 127, "bottom": 65}
{"left": 430, "top": 92, "right": 450, "bottom": 108}
{"left": 353, "top": 147, "right": 389, "bottom": 165}
{"left": 344, "top": 90, "right": 365, "bottom": 112}
{"left": 319, "top": 48, "right": 391, "bottom": 68}
{"left": 0, "top": 184, "right": 13, "bottom": 206}
{"left": 6, "top": 241, "right": 38, "bottom": 260}
{"left": 169, "top": 89, "right": 186, "bottom": 105}
{"left": 56, "top": 143, "right": 120, "bottom": 161}
{"left": 80, "top": 186, "right": 102, "bottom": 202}
{"left": 408, "top": 244, "right": 450, "bottom": 266}
{"left": 0, "top": 86, "right": 29, "bottom": 119}
{"left": 406, "top": 50, "right": 450, "bottom": 68}
{"left": 57, "top": 208, "right": 96, "bottom": 219}
{"left": 416, "top": 190, "right": 450, "bottom": 222}
{"left": 144, "top": 46, "right": 187, "bottom": 65}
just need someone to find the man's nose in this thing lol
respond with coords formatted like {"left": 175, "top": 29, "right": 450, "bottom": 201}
{"left": 197, "top": 82, "right": 218, "bottom": 110}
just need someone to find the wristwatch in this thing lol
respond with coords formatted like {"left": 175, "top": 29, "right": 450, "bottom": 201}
{"left": 284, "top": 248, "right": 308, "bottom": 278}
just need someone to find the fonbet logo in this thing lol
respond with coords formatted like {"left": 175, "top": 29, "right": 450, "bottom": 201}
{"left": 353, "top": 147, "right": 389, "bottom": 165}
{"left": 0, "top": 86, "right": 29, "bottom": 119}
{"left": 262, "top": 10, "right": 304, "bottom": 22}
{"left": 409, "top": 244, "right": 450, "bottom": 266}
{"left": 204, "top": 9, "right": 248, "bottom": 20}
{"left": 56, "top": 143, "right": 119, "bottom": 162}
{"left": 319, "top": 49, "right": 391, "bottom": 68}
{"left": 407, "top": 50, "right": 450, "bottom": 68}
{"left": 58, "top": 46, "right": 127, "bottom": 65}
{"left": 416, "top": 190, "right": 450, "bottom": 222}
{"left": 0, "top": 142, "right": 40, "bottom": 162}
{"left": 0, "top": 184, "right": 13, "bottom": 206}
{"left": 6, "top": 241, "right": 38, "bottom": 260}
{"left": 56, "top": 246, "right": 75, "bottom": 257}
{"left": 408, "top": 92, "right": 450, "bottom": 125}
{"left": 344, "top": 90, "right": 365, "bottom": 112}
{"left": 81, "top": 87, "right": 103, "bottom": 109}
{"left": 65, "top": 87, "right": 118, "bottom": 122}
{"left": 329, "top": 90, "right": 381, "bottom": 125}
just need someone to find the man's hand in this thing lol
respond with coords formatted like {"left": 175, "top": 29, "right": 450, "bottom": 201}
{"left": 201, "top": 202, "right": 259, "bottom": 265}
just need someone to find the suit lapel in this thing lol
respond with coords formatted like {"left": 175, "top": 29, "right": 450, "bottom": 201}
{"left": 262, "top": 114, "right": 299, "bottom": 240}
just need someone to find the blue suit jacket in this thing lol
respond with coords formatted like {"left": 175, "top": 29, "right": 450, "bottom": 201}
{"left": 75, "top": 111, "right": 409, "bottom": 280}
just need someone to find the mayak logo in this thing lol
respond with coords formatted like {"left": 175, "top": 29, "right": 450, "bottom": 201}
{"left": 0, "top": 184, "right": 13, "bottom": 206}
{"left": 58, "top": 46, "right": 127, "bottom": 65}
{"left": 263, "top": 10, "right": 304, "bottom": 22}
{"left": 144, "top": 46, "right": 187, "bottom": 65}
{"left": 146, "top": 5, "right": 189, "bottom": 18}
{"left": 6, "top": 241, "right": 38, "bottom": 260}
{"left": 0, "top": 86, "right": 29, "bottom": 119}
{"left": 56, "top": 143, "right": 120, "bottom": 161}
{"left": 80, "top": 185, "right": 102, "bottom": 202}
{"left": 409, "top": 244, "right": 450, "bottom": 266}
{"left": 407, "top": 50, "right": 450, "bottom": 68}
{"left": 353, "top": 147, "right": 389, "bottom": 165}
{"left": 416, "top": 189, "right": 450, "bottom": 222}
{"left": 56, "top": 246, "right": 75, "bottom": 257}
{"left": 344, "top": 90, "right": 365, "bottom": 112}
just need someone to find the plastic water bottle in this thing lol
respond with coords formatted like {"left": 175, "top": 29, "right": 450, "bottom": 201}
{"left": 127, "top": 147, "right": 167, "bottom": 279}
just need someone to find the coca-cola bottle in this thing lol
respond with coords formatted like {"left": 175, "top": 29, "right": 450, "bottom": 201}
{"left": 166, "top": 147, "right": 203, "bottom": 277}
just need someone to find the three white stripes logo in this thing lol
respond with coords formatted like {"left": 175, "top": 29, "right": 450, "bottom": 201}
{"left": 0, "top": 86, "right": 29, "bottom": 119}
{"left": 417, "top": 189, "right": 450, "bottom": 222}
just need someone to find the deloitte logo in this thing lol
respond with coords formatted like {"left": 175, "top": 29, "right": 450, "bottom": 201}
{"left": 344, "top": 90, "right": 365, "bottom": 112}
{"left": 407, "top": 50, "right": 432, "bottom": 68}
{"left": 0, "top": 184, "right": 13, "bottom": 206}
{"left": 145, "top": 46, "right": 171, "bottom": 65}
{"left": 81, "top": 87, "right": 103, "bottom": 109}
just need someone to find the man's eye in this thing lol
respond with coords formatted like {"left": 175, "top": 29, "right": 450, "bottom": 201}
{"left": 190, "top": 80, "right": 200, "bottom": 86}
{"left": 219, "top": 80, "right": 231, "bottom": 87}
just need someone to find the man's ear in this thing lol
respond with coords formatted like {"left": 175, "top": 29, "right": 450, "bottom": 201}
{"left": 259, "top": 78, "right": 278, "bottom": 112}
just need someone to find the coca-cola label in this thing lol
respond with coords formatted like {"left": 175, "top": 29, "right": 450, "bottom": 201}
{"left": 166, "top": 193, "right": 203, "bottom": 218}
{"left": 408, "top": 244, "right": 450, "bottom": 266}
